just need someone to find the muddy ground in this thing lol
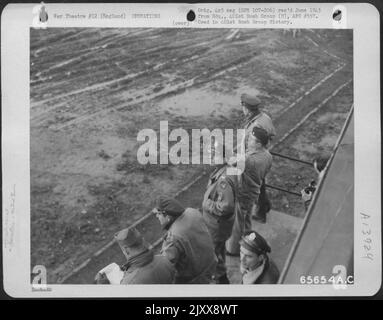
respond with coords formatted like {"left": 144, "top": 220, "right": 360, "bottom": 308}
{"left": 30, "top": 28, "right": 353, "bottom": 283}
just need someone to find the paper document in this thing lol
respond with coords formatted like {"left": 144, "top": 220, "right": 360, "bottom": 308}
{"left": 98, "top": 263, "right": 124, "bottom": 284}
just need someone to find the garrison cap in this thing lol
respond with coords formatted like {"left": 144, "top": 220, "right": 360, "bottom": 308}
{"left": 114, "top": 227, "right": 145, "bottom": 248}
{"left": 241, "top": 93, "right": 262, "bottom": 111}
{"left": 240, "top": 230, "right": 271, "bottom": 255}
{"left": 252, "top": 126, "right": 269, "bottom": 147}
{"left": 155, "top": 196, "right": 185, "bottom": 217}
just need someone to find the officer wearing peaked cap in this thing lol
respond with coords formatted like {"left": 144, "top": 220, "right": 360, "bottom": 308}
{"left": 240, "top": 93, "right": 275, "bottom": 223}
{"left": 240, "top": 93, "right": 276, "bottom": 150}
{"left": 239, "top": 230, "right": 279, "bottom": 284}
{"left": 95, "top": 227, "right": 175, "bottom": 284}
{"left": 226, "top": 126, "right": 272, "bottom": 255}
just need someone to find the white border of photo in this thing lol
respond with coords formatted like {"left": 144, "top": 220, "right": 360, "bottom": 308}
{"left": 1, "top": 2, "right": 381, "bottom": 297}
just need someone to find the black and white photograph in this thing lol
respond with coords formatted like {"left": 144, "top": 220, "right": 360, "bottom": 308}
{"left": 29, "top": 27, "right": 354, "bottom": 285}
{"left": 1, "top": 2, "right": 381, "bottom": 298}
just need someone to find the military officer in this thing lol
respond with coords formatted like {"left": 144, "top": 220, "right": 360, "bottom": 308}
{"left": 153, "top": 196, "right": 217, "bottom": 284}
{"left": 241, "top": 93, "right": 276, "bottom": 150}
{"left": 95, "top": 227, "right": 175, "bottom": 284}
{"left": 301, "top": 154, "right": 330, "bottom": 210}
{"left": 239, "top": 230, "right": 280, "bottom": 284}
{"left": 240, "top": 93, "right": 275, "bottom": 222}
{"left": 202, "top": 164, "right": 238, "bottom": 284}
{"left": 226, "top": 127, "right": 272, "bottom": 255}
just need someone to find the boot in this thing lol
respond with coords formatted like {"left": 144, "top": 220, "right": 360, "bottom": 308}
{"left": 251, "top": 214, "right": 266, "bottom": 223}
{"left": 251, "top": 201, "right": 271, "bottom": 223}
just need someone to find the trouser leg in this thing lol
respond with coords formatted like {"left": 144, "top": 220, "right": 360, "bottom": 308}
{"left": 225, "top": 204, "right": 251, "bottom": 255}
{"left": 214, "top": 241, "right": 227, "bottom": 278}
{"left": 225, "top": 212, "right": 240, "bottom": 255}
{"left": 253, "top": 180, "right": 271, "bottom": 220}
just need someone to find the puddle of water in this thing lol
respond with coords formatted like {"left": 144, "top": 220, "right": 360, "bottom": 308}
{"left": 319, "top": 134, "right": 338, "bottom": 148}
{"left": 157, "top": 86, "right": 261, "bottom": 117}
{"left": 99, "top": 135, "right": 137, "bottom": 158}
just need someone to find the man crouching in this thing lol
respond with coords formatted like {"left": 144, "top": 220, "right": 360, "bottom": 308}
{"left": 95, "top": 227, "right": 175, "bottom": 284}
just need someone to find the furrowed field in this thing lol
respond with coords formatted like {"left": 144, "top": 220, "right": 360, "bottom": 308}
{"left": 30, "top": 28, "right": 353, "bottom": 283}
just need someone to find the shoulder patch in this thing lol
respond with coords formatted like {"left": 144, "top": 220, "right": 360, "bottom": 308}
{"left": 166, "top": 232, "right": 174, "bottom": 242}
{"left": 220, "top": 180, "right": 227, "bottom": 189}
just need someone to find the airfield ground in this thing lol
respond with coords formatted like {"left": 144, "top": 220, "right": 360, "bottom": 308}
{"left": 30, "top": 28, "right": 353, "bottom": 283}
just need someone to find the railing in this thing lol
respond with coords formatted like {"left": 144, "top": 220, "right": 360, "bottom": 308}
{"left": 278, "top": 104, "right": 354, "bottom": 284}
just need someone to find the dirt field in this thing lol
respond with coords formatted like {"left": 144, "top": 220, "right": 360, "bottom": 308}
{"left": 30, "top": 28, "right": 353, "bottom": 283}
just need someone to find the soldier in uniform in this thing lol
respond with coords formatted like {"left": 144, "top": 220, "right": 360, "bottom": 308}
{"left": 153, "top": 196, "right": 217, "bottom": 284}
{"left": 241, "top": 93, "right": 276, "bottom": 149}
{"left": 202, "top": 162, "right": 238, "bottom": 284}
{"left": 226, "top": 127, "right": 273, "bottom": 256}
{"left": 240, "top": 93, "right": 276, "bottom": 222}
{"left": 301, "top": 154, "right": 330, "bottom": 210}
{"left": 240, "top": 230, "right": 280, "bottom": 284}
{"left": 95, "top": 227, "right": 175, "bottom": 284}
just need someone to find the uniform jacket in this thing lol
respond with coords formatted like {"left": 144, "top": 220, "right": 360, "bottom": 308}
{"left": 243, "top": 112, "right": 276, "bottom": 152}
{"left": 120, "top": 251, "right": 175, "bottom": 284}
{"left": 202, "top": 166, "right": 237, "bottom": 243}
{"left": 239, "top": 148, "right": 272, "bottom": 209}
{"left": 161, "top": 208, "right": 217, "bottom": 284}
{"left": 242, "top": 258, "right": 280, "bottom": 284}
